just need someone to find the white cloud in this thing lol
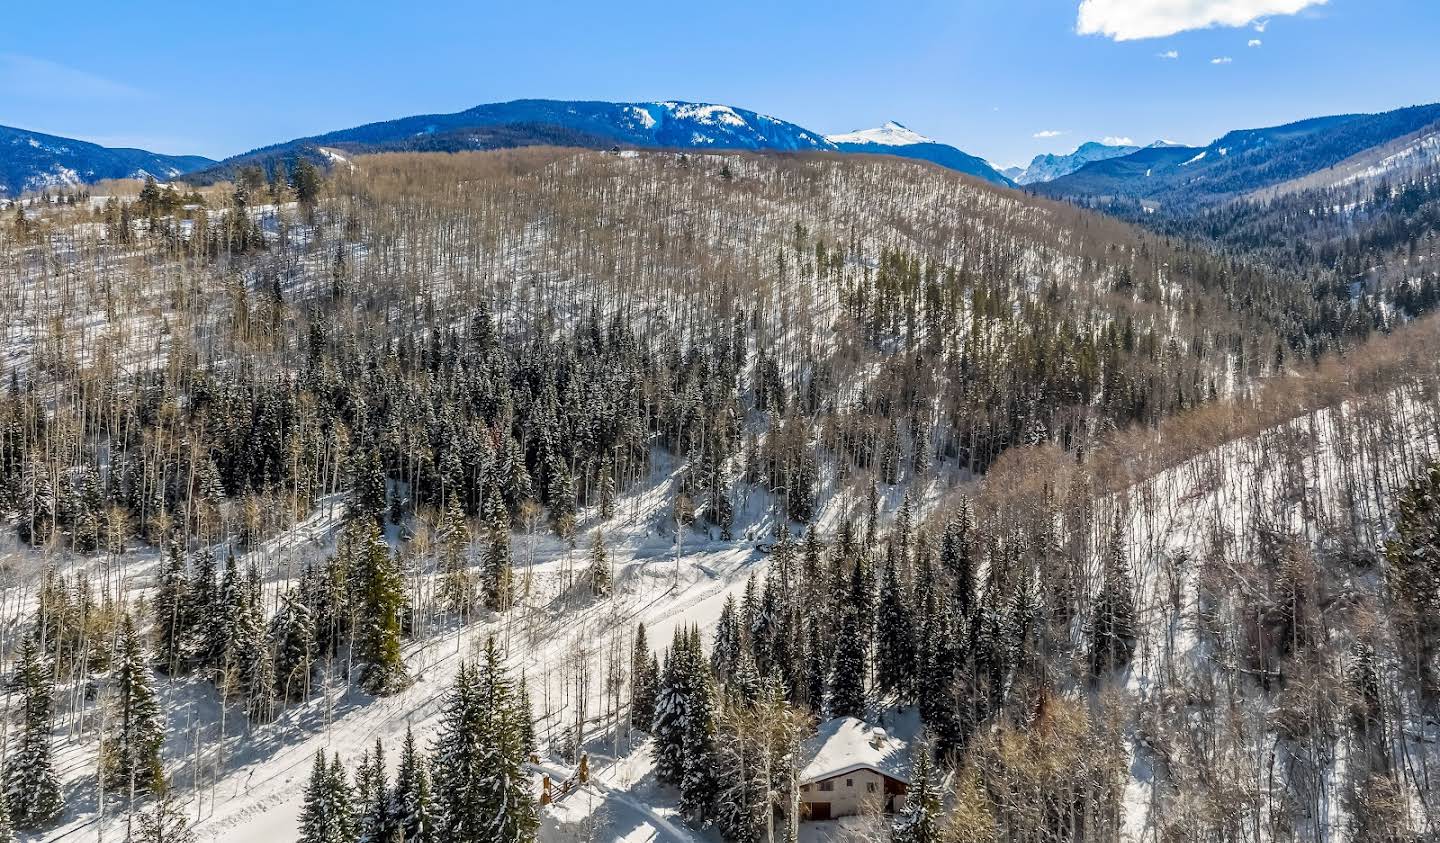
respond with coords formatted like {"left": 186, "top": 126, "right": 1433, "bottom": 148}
{"left": 1254, "top": 19, "right": 1270, "bottom": 31}
{"left": 1211, "top": 56, "right": 1234, "bottom": 63}
{"left": 1077, "top": 0, "right": 1325, "bottom": 41}
{"left": 1033, "top": 130, "right": 1067, "bottom": 139}
{"left": 1103, "top": 136, "right": 1136, "bottom": 146}
{"left": 1248, "top": 38, "right": 1263, "bottom": 46}
{"left": 0, "top": 53, "right": 142, "bottom": 100}
{"left": 1158, "top": 49, "right": 1181, "bottom": 59}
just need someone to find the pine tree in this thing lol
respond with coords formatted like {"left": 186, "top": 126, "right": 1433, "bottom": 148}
{"left": 711, "top": 594, "right": 741, "bottom": 685}
{"left": 298, "top": 750, "right": 356, "bottom": 843}
{"left": 347, "top": 446, "right": 387, "bottom": 526}
{"left": 1090, "top": 523, "right": 1137, "bottom": 675}
{"left": 152, "top": 539, "right": 190, "bottom": 674}
{"left": 431, "top": 641, "right": 537, "bottom": 843}
{"left": 0, "top": 784, "right": 12, "bottom": 843}
{"left": 271, "top": 588, "right": 316, "bottom": 701}
{"left": 474, "top": 639, "right": 538, "bottom": 842}
{"left": 588, "top": 530, "right": 612, "bottom": 597}
{"left": 829, "top": 618, "right": 867, "bottom": 718}
{"left": 892, "top": 748, "right": 943, "bottom": 843}
{"left": 4, "top": 636, "right": 63, "bottom": 829}
{"left": 392, "top": 726, "right": 436, "bottom": 843}
{"left": 431, "top": 661, "right": 482, "bottom": 840}
{"left": 482, "top": 489, "right": 513, "bottom": 612}
{"left": 355, "top": 739, "right": 394, "bottom": 843}
{"left": 104, "top": 614, "right": 165, "bottom": 796}
{"left": 438, "top": 496, "right": 474, "bottom": 615}
{"left": 631, "top": 623, "right": 658, "bottom": 733}
{"left": 652, "top": 629, "right": 690, "bottom": 787}
{"left": 678, "top": 629, "right": 719, "bottom": 823}
{"left": 876, "top": 550, "right": 915, "bottom": 701}
{"left": 598, "top": 454, "right": 618, "bottom": 521}
{"left": 350, "top": 520, "right": 408, "bottom": 694}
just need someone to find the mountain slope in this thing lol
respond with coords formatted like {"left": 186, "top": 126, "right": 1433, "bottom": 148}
{"left": 826, "top": 121, "right": 1014, "bottom": 186}
{"left": 1038, "top": 102, "right": 1440, "bottom": 212}
{"left": 194, "top": 98, "right": 837, "bottom": 181}
{"left": 0, "top": 124, "right": 213, "bottom": 196}
{"left": 1014, "top": 140, "right": 1140, "bottom": 185}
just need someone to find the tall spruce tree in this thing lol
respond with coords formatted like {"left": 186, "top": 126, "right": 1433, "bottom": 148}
{"left": 631, "top": 623, "right": 657, "bottom": 733}
{"left": 589, "top": 530, "right": 612, "bottom": 597}
{"left": 1090, "top": 523, "right": 1138, "bottom": 675}
{"left": 104, "top": 614, "right": 165, "bottom": 796}
{"left": 298, "top": 750, "right": 356, "bottom": 843}
{"left": 876, "top": 550, "right": 915, "bottom": 702}
{"left": 482, "top": 489, "right": 513, "bottom": 612}
{"left": 391, "top": 726, "right": 435, "bottom": 843}
{"left": 350, "top": 520, "right": 408, "bottom": 694}
{"left": 152, "top": 540, "right": 190, "bottom": 675}
{"left": 4, "top": 636, "right": 63, "bottom": 829}
{"left": 829, "top": 617, "right": 867, "bottom": 718}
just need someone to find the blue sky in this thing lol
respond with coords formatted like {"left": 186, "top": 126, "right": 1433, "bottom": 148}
{"left": 1, "top": 0, "right": 1436, "bottom": 167}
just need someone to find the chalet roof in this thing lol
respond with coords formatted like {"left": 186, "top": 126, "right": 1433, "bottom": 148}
{"left": 798, "top": 716, "right": 911, "bottom": 785}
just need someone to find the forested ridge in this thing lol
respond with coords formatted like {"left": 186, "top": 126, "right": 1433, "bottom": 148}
{"left": 1, "top": 147, "right": 1440, "bottom": 841}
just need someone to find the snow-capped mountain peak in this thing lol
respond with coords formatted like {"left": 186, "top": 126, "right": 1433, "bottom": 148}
{"left": 826, "top": 121, "right": 935, "bottom": 147}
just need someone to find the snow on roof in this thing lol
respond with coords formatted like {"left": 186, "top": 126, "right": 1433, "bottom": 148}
{"left": 798, "top": 717, "right": 911, "bottom": 784}
{"left": 826, "top": 121, "right": 934, "bottom": 147}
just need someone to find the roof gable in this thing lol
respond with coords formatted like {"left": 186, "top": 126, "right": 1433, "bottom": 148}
{"left": 798, "top": 716, "right": 911, "bottom": 785}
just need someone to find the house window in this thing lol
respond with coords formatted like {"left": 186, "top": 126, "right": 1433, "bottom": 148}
{"left": 867, "top": 782, "right": 876, "bottom": 793}
{"left": 818, "top": 781, "right": 834, "bottom": 792}
{"left": 846, "top": 778, "right": 853, "bottom": 788}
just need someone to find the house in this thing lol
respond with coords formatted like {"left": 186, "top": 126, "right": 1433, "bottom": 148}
{"left": 797, "top": 717, "right": 910, "bottom": 821}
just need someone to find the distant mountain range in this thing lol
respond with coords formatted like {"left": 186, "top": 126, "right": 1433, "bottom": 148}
{"left": 1035, "top": 103, "right": 1440, "bottom": 212}
{"left": 191, "top": 99, "right": 838, "bottom": 184}
{"left": 1007, "top": 141, "right": 1140, "bottom": 185}
{"left": 824, "top": 121, "right": 1014, "bottom": 187}
{"left": 6, "top": 98, "right": 1440, "bottom": 218}
{"left": 0, "top": 125, "right": 213, "bottom": 197}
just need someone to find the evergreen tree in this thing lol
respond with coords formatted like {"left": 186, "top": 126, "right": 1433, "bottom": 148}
{"left": 431, "top": 641, "right": 538, "bottom": 843}
{"left": 1090, "top": 523, "right": 1138, "bottom": 675}
{"left": 347, "top": 446, "right": 387, "bottom": 526}
{"left": 271, "top": 588, "right": 316, "bottom": 701}
{"left": 355, "top": 739, "right": 394, "bottom": 843}
{"left": 298, "top": 750, "right": 356, "bottom": 843}
{"left": 392, "top": 726, "right": 436, "bottom": 843}
{"left": 482, "top": 489, "right": 513, "bottom": 612}
{"left": 4, "top": 637, "right": 63, "bottom": 829}
{"left": 103, "top": 614, "right": 165, "bottom": 796}
{"left": 875, "top": 550, "right": 915, "bottom": 701}
{"left": 152, "top": 540, "right": 190, "bottom": 675}
{"left": 630, "top": 623, "right": 657, "bottom": 733}
{"left": 292, "top": 158, "right": 323, "bottom": 205}
{"left": 652, "top": 629, "right": 690, "bottom": 787}
{"left": 891, "top": 748, "right": 943, "bottom": 843}
{"left": 711, "top": 594, "right": 742, "bottom": 685}
{"left": 474, "top": 639, "right": 538, "bottom": 842}
{"left": 829, "top": 617, "right": 867, "bottom": 718}
{"left": 350, "top": 520, "right": 408, "bottom": 694}
{"left": 438, "top": 496, "right": 474, "bottom": 615}
{"left": 588, "top": 530, "right": 612, "bottom": 597}
{"left": 678, "top": 629, "right": 719, "bottom": 823}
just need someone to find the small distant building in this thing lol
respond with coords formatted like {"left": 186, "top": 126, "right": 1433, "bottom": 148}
{"left": 797, "top": 717, "right": 910, "bottom": 822}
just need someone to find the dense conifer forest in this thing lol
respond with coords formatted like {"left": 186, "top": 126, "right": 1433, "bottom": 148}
{"left": 2, "top": 147, "right": 1440, "bottom": 841}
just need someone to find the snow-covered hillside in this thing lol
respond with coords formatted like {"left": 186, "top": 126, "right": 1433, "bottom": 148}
{"left": 825, "top": 121, "right": 935, "bottom": 147}
{"left": 0, "top": 124, "right": 213, "bottom": 196}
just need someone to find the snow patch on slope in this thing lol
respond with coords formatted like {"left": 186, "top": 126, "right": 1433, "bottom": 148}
{"left": 826, "top": 121, "right": 935, "bottom": 147}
